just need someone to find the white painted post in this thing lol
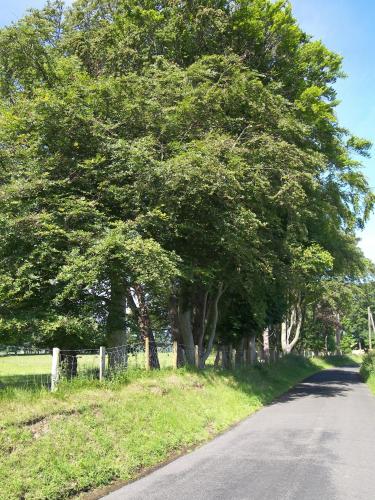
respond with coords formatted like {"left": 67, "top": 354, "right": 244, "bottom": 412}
{"left": 173, "top": 340, "right": 178, "bottom": 369}
{"left": 99, "top": 346, "right": 106, "bottom": 381}
{"left": 51, "top": 347, "right": 60, "bottom": 391}
{"left": 145, "top": 337, "right": 150, "bottom": 370}
{"left": 195, "top": 345, "right": 200, "bottom": 369}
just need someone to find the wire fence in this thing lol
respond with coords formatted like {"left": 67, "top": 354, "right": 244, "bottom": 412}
{"left": 0, "top": 341, "right": 343, "bottom": 393}
{"left": 54, "top": 342, "right": 178, "bottom": 382}
{"left": 0, "top": 352, "right": 52, "bottom": 391}
{"left": 0, "top": 345, "right": 51, "bottom": 356}
{"left": 0, "top": 341, "right": 178, "bottom": 392}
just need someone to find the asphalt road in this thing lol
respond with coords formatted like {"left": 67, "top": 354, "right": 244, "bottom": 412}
{"left": 103, "top": 367, "right": 375, "bottom": 500}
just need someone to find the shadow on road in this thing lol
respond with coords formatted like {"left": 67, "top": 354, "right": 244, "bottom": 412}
{"left": 275, "top": 368, "right": 361, "bottom": 403}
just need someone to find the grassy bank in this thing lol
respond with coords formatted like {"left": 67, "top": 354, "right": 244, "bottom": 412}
{"left": 0, "top": 355, "right": 355, "bottom": 500}
{"left": 360, "top": 351, "right": 375, "bottom": 393}
{"left": 365, "top": 374, "right": 375, "bottom": 394}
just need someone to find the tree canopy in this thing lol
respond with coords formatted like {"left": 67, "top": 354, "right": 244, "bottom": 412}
{"left": 0, "top": 0, "right": 373, "bottom": 363}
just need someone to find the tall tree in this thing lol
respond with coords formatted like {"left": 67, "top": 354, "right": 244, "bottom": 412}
{"left": 0, "top": 0, "right": 372, "bottom": 360}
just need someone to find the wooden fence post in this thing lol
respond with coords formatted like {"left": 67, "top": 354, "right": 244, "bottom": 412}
{"left": 195, "top": 345, "right": 199, "bottom": 369}
{"left": 145, "top": 337, "right": 150, "bottom": 370}
{"left": 51, "top": 347, "right": 60, "bottom": 391}
{"left": 173, "top": 340, "right": 178, "bottom": 369}
{"left": 99, "top": 346, "right": 106, "bottom": 381}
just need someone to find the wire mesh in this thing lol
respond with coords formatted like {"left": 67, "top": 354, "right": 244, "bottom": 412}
{"left": 0, "top": 340, "right": 292, "bottom": 393}
{"left": 58, "top": 349, "right": 101, "bottom": 381}
{"left": 0, "top": 352, "right": 52, "bottom": 391}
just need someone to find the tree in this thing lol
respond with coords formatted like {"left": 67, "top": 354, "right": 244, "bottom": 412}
{"left": 0, "top": 0, "right": 373, "bottom": 362}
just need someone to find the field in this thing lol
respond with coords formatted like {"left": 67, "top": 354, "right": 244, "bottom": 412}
{"left": 0, "top": 351, "right": 177, "bottom": 391}
{"left": 0, "top": 354, "right": 358, "bottom": 500}
{"left": 0, "top": 355, "right": 52, "bottom": 389}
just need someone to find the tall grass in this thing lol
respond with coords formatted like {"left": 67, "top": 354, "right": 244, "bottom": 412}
{"left": 360, "top": 351, "right": 375, "bottom": 393}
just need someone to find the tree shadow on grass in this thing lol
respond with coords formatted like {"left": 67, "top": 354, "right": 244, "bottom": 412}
{"left": 0, "top": 354, "right": 360, "bottom": 404}
{"left": 0, "top": 373, "right": 51, "bottom": 388}
{"left": 196, "top": 355, "right": 361, "bottom": 407}
{"left": 0, "top": 374, "right": 52, "bottom": 400}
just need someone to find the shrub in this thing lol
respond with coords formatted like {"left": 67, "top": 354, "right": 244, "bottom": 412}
{"left": 360, "top": 351, "right": 375, "bottom": 381}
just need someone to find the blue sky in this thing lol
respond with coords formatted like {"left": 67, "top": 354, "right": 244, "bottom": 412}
{"left": 0, "top": 0, "right": 374, "bottom": 260}
{"left": 292, "top": 0, "right": 375, "bottom": 262}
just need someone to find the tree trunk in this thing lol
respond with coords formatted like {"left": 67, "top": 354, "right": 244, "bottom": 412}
{"left": 174, "top": 283, "right": 224, "bottom": 368}
{"left": 263, "top": 328, "right": 270, "bottom": 362}
{"left": 169, "top": 294, "right": 185, "bottom": 367}
{"left": 193, "top": 288, "right": 208, "bottom": 348}
{"left": 281, "top": 301, "right": 303, "bottom": 354}
{"left": 249, "top": 336, "right": 257, "bottom": 365}
{"left": 196, "top": 289, "right": 208, "bottom": 365}
{"left": 222, "top": 345, "right": 231, "bottom": 369}
{"left": 133, "top": 284, "right": 160, "bottom": 369}
{"left": 107, "top": 279, "right": 127, "bottom": 370}
{"left": 214, "top": 347, "right": 221, "bottom": 368}
{"left": 335, "top": 312, "right": 341, "bottom": 351}
{"left": 235, "top": 338, "right": 245, "bottom": 367}
{"left": 178, "top": 307, "right": 196, "bottom": 366}
{"left": 201, "top": 283, "right": 224, "bottom": 366}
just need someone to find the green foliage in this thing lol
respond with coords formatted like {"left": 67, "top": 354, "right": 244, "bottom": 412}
{"left": 340, "top": 333, "right": 357, "bottom": 353}
{"left": 341, "top": 281, "right": 375, "bottom": 349}
{"left": 360, "top": 351, "right": 375, "bottom": 381}
{"left": 0, "top": 0, "right": 372, "bottom": 352}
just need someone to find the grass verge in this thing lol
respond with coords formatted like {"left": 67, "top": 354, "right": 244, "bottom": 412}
{"left": 365, "top": 374, "right": 375, "bottom": 394}
{"left": 0, "top": 355, "right": 356, "bottom": 500}
{"left": 359, "top": 351, "right": 375, "bottom": 394}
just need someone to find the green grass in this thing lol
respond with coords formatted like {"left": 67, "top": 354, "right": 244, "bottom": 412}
{"left": 0, "top": 354, "right": 356, "bottom": 500}
{"left": 365, "top": 373, "right": 375, "bottom": 394}
{"left": 359, "top": 351, "right": 375, "bottom": 394}
{"left": 0, "top": 355, "right": 52, "bottom": 389}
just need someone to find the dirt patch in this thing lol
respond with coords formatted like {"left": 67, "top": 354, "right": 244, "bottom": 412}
{"left": 165, "top": 374, "right": 183, "bottom": 386}
{"left": 191, "top": 381, "right": 204, "bottom": 389}
{"left": 30, "top": 417, "right": 50, "bottom": 439}
{"left": 149, "top": 386, "right": 169, "bottom": 396}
